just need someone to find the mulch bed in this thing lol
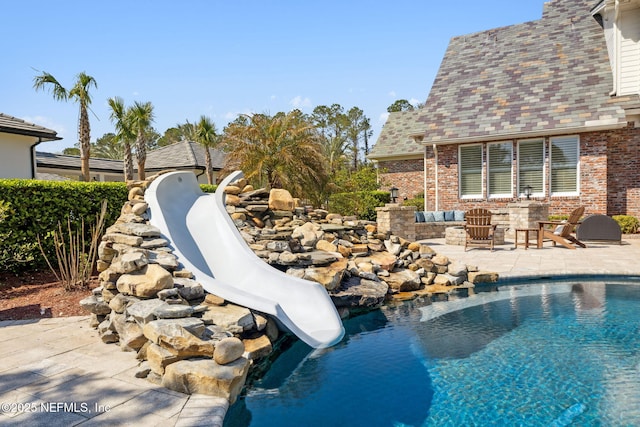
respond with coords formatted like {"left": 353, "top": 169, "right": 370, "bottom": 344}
{"left": 0, "top": 270, "right": 96, "bottom": 321}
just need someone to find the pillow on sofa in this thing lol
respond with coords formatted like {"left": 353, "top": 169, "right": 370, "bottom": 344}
{"left": 444, "top": 210, "right": 455, "bottom": 221}
{"left": 415, "top": 211, "right": 425, "bottom": 223}
{"left": 433, "top": 211, "right": 445, "bottom": 222}
{"left": 424, "top": 211, "right": 435, "bottom": 222}
{"left": 454, "top": 210, "right": 465, "bottom": 221}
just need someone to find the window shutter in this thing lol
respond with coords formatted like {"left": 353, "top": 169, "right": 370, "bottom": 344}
{"left": 460, "top": 145, "right": 482, "bottom": 197}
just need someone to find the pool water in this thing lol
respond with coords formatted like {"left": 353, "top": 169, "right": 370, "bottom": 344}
{"left": 224, "top": 281, "right": 640, "bottom": 426}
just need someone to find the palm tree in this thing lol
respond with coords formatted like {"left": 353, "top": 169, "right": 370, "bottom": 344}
{"left": 129, "top": 101, "right": 155, "bottom": 180}
{"left": 195, "top": 116, "right": 219, "bottom": 185}
{"left": 107, "top": 97, "right": 135, "bottom": 180}
{"left": 33, "top": 71, "right": 98, "bottom": 181}
{"left": 221, "top": 110, "right": 328, "bottom": 199}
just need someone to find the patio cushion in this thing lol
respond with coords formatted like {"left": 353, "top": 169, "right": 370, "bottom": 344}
{"left": 415, "top": 211, "right": 425, "bottom": 223}
{"left": 454, "top": 210, "right": 465, "bottom": 221}
{"left": 424, "top": 211, "right": 436, "bottom": 222}
{"left": 444, "top": 210, "right": 455, "bottom": 221}
{"left": 433, "top": 211, "right": 445, "bottom": 222}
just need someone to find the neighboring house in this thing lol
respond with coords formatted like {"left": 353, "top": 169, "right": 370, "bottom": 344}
{"left": 0, "top": 113, "right": 61, "bottom": 179}
{"left": 36, "top": 141, "right": 226, "bottom": 184}
{"left": 369, "top": 0, "right": 640, "bottom": 218}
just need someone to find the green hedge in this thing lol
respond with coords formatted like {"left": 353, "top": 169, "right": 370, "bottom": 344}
{"left": 612, "top": 215, "right": 639, "bottom": 234}
{"left": 328, "top": 191, "right": 390, "bottom": 221}
{"left": 549, "top": 213, "right": 639, "bottom": 234}
{"left": 0, "top": 180, "right": 128, "bottom": 272}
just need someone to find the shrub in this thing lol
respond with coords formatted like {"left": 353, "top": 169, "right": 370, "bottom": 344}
{"left": 613, "top": 215, "right": 639, "bottom": 234}
{"left": 0, "top": 179, "right": 127, "bottom": 272}
{"left": 329, "top": 190, "right": 390, "bottom": 221}
{"left": 403, "top": 197, "right": 424, "bottom": 210}
{"left": 200, "top": 184, "right": 217, "bottom": 193}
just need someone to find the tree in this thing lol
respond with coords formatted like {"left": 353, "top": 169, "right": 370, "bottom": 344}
{"left": 33, "top": 71, "right": 98, "bottom": 181}
{"left": 221, "top": 110, "right": 327, "bottom": 200}
{"left": 108, "top": 97, "right": 135, "bottom": 180}
{"left": 387, "top": 99, "right": 416, "bottom": 113}
{"left": 195, "top": 116, "right": 219, "bottom": 185}
{"left": 156, "top": 121, "right": 198, "bottom": 147}
{"left": 92, "top": 133, "right": 124, "bottom": 159}
{"left": 62, "top": 147, "right": 80, "bottom": 156}
{"left": 345, "top": 107, "right": 373, "bottom": 169}
{"left": 311, "top": 104, "right": 349, "bottom": 174}
{"left": 129, "top": 101, "right": 155, "bottom": 180}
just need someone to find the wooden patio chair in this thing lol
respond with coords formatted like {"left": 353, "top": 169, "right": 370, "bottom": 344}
{"left": 537, "top": 206, "right": 586, "bottom": 250}
{"left": 464, "top": 208, "right": 497, "bottom": 251}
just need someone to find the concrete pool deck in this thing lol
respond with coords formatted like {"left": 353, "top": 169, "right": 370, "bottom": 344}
{"left": 1, "top": 236, "right": 640, "bottom": 426}
{"left": 422, "top": 236, "right": 640, "bottom": 280}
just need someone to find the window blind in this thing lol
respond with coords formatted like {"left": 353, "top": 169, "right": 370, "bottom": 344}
{"left": 518, "top": 139, "right": 544, "bottom": 194}
{"left": 551, "top": 136, "right": 578, "bottom": 194}
{"left": 460, "top": 144, "right": 482, "bottom": 197}
{"left": 488, "top": 142, "right": 512, "bottom": 196}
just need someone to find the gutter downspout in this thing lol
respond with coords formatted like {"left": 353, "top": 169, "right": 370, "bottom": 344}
{"left": 610, "top": 0, "right": 620, "bottom": 96}
{"left": 423, "top": 146, "right": 428, "bottom": 212}
{"left": 30, "top": 137, "right": 44, "bottom": 179}
{"left": 432, "top": 144, "right": 439, "bottom": 211}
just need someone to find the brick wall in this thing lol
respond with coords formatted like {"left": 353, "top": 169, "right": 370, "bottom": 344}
{"left": 605, "top": 123, "right": 640, "bottom": 217}
{"left": 376, "top": 157, "right": 424, "bottom": 201}
{"left": 376, "top": 124, "right": 640, "bottom": 218}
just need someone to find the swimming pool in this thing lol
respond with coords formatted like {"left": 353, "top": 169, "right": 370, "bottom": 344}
{"left": 224, "top": 280, "right": 640, "bottom": 426}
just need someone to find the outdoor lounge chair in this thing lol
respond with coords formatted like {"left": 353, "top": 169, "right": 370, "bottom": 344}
{"left": 537, "top": 206, "right": 586, "bottom": 250}
{"left": 464, "top": 208, "right": 497, "bottom": 251}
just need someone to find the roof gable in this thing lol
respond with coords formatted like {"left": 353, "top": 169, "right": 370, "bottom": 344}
{"left": 368, "top": 111, "right": 424, "bottom": 160}
{"left": 145, "top": 141, "right": 225, "bottom": 170}
{"left": 416, "top": 0, "right": 630, "bottom": 144}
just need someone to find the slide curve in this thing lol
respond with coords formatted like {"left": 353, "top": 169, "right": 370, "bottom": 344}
{"left": 145, "top": 171, "right": 345, "bottom": 348}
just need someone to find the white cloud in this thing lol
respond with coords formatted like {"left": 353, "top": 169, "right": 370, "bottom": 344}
{"left": 379, "top": 112, "right": 390, "bottom": 124}
{"left": 409, "top": 97, "right": 421, "bottom": 106}
{"left": 388, "top": 91, "right": 396, "bottom": 98}
{"left": 22, "top": 115, "right": 67, "bottom": 137}
{"left": 289, "top": 95, "right": 312, "bottom": 109}
{"left": 270, "top": 95, "right": 277, "bottom": 101}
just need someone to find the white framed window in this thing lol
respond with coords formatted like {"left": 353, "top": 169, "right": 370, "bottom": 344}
{"left": 487, "top": 142, "right": 513, "bottom": 198}
{"left": 459, "top": 144, "right": 483, "bottom": 198}
{"left": 517, "top": 139, "right": 545, "bottom": 197}
{"left": 550, "top": 135, "right": 579, "bottom": 196}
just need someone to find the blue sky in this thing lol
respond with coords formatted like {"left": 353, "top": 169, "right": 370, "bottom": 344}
{"left": 2, "top": 1, "right": 544, "bottom": 153}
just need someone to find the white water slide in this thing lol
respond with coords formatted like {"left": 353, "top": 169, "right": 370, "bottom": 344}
{"left": 145, "top": 171, "right": 345, "bottom": 349}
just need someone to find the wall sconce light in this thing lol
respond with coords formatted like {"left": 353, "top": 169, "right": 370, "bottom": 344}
{"left": 390, "top": 186, "right": 399, "bottom": 203}
{"left": 524, "top": 185, "right": 533, "bottom": 200}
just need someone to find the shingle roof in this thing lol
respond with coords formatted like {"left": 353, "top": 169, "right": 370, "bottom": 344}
{"left": 368, "top": 110, "right": 425, "bottom": 160}
{"left": 36, "top": 151, "right": 124, "bottom": 172}
{"left": 415, "top": 0, "right": 630, "bottom": 145}
{"left": 0, "top": 113, "right": 60, "bottom": 141}
{"left": 145, "top": 141, "right": 225, "bottom": 171}
{"left": 36, "top": 140, "right": 226, "bottom": 173}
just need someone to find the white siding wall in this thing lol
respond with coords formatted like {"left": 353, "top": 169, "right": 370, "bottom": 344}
{"left": 0, "top": 133, "right": 35, "bottom": 179}
{"left": 618, "top": 8, "right": 640, "bottom": 96}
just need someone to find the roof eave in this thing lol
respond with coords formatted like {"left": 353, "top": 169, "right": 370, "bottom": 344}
{"left": 415, "top": 120, "right": 628, "bottom": 145}
{"left": 0, "top": 127, "right": 61, "bottom": 142}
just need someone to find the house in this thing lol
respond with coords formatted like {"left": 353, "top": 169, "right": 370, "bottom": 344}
{"left": 369, "top": 0, "right": 640, "bottom": 218}
{"left": 36, "top": 140, "right": 226, "bottom": 184}
{"left": 0, "top": 113, "right": 61, "bottom": 179}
